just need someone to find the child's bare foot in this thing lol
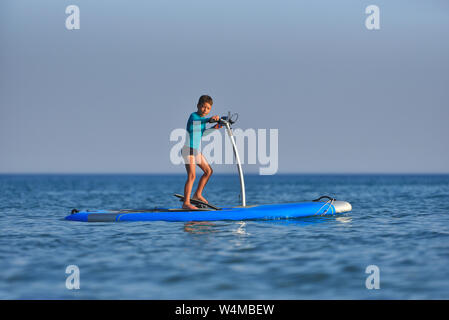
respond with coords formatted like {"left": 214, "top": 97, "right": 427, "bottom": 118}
{"left": 192, "top": 193, "right": 208, "bottom": 204}
{"left": 182, "top": 202, "right": 198, "bottom": 210}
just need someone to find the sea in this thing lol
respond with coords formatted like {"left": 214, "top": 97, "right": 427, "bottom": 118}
{"left": 0, "top": 174, "right": 448, "bottom": 299}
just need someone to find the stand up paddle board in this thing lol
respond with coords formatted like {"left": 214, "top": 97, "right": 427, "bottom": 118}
{"left": 66, "top": 196, "right": 352, "bottom": 222}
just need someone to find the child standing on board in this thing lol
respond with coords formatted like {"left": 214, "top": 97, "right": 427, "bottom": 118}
{"left": 181, "top": 95, "right": 220, "bottom": 210}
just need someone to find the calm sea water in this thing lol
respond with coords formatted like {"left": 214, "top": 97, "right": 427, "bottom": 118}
{"left": 0, "top": 174, "right": 448, "bottom": 299}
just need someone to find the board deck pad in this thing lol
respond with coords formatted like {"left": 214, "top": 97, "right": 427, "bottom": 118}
{"left": 174, "top": 194, "right": 221, "bottom": 210}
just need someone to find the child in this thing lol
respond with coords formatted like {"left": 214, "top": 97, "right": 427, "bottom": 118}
{"left": 181, "top": 95, "right": 220, "bottom": 210}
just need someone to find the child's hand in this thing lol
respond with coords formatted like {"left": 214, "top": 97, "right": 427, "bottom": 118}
{"left": 210, "top": 115, "right": 222, "bottom": 129}
{"left": 210, "top": 115, "right": 220, "bottom": 122}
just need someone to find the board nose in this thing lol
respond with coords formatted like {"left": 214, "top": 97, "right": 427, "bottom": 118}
{"left": 333, "top": 201, "right": 352, "bottom": 213}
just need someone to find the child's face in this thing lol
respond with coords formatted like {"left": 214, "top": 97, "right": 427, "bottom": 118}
{"left": 197, "top": 102, "right": 212, "bottom": 117}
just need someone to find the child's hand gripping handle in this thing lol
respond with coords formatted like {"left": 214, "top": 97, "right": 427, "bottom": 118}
{"left": 209, "top": 115, "right": 222, "bottom": 129}
{"left": 213, "top": 122, "right": 223, "bottom": 129}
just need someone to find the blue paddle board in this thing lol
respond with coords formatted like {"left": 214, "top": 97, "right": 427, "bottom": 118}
{"left": 65, "top": 200, "right": 352, "bottom": 222}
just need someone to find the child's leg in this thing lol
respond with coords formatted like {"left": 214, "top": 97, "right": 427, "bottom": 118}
{"left": 193, "top": 153, "right": 213, "bottom": 203}
{"left": 183, "top": 156, "right": 198, "bottom": 210}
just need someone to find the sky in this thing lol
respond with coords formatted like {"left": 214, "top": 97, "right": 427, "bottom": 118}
{"left": 1, "top": 0, "right": 448, "bottom": 174}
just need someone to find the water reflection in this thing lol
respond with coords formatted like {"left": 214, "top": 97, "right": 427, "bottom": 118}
{"left": 182, "top": 214, "right": 351, "bottom": 233}
{"left": 252, "top": 214, "right": 352, "bottom": 227}
{"left": 335, "top": 216, "right": 352, "bottom": 224}
{"left": 252, "top": 216, "right": 328, "bottom": 226}
{"left": 183, "top": 221, "right": 217, "bottom": 234}
{"left": 183, "top": 221, "right": 250, "bottom": 235}
{"left": 233, "top": 222, "right": 249, "bottom": 235}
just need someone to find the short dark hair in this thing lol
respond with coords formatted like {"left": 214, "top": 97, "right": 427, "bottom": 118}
{"left": 197, "top": 95, "right": 213, "bottom": 108}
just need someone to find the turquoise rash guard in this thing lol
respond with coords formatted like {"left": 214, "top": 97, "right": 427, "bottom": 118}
{"left": 185, "top": 112, "right": 214, "bottom": 150}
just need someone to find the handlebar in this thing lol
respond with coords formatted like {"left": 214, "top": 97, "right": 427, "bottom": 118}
{"left": 219, "top": 112, "right": 239, "bottom": 125}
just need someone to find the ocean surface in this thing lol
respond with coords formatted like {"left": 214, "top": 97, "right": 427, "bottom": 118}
{"left": 0, "top": 174, "right": 448, "bottom": 299}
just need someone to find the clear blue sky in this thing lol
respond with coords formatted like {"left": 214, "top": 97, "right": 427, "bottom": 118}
{"left": 1, "top": 0, "right": 448, "bottom": 174}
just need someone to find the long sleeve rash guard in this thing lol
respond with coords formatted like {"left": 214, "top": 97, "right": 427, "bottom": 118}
{"left": 185, "top": 112, "right": 215, "bottom": 150}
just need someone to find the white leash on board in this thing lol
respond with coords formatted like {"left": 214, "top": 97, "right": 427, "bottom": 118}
{"left": 314, "top": 198, "right": 335, "bottom": 216}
